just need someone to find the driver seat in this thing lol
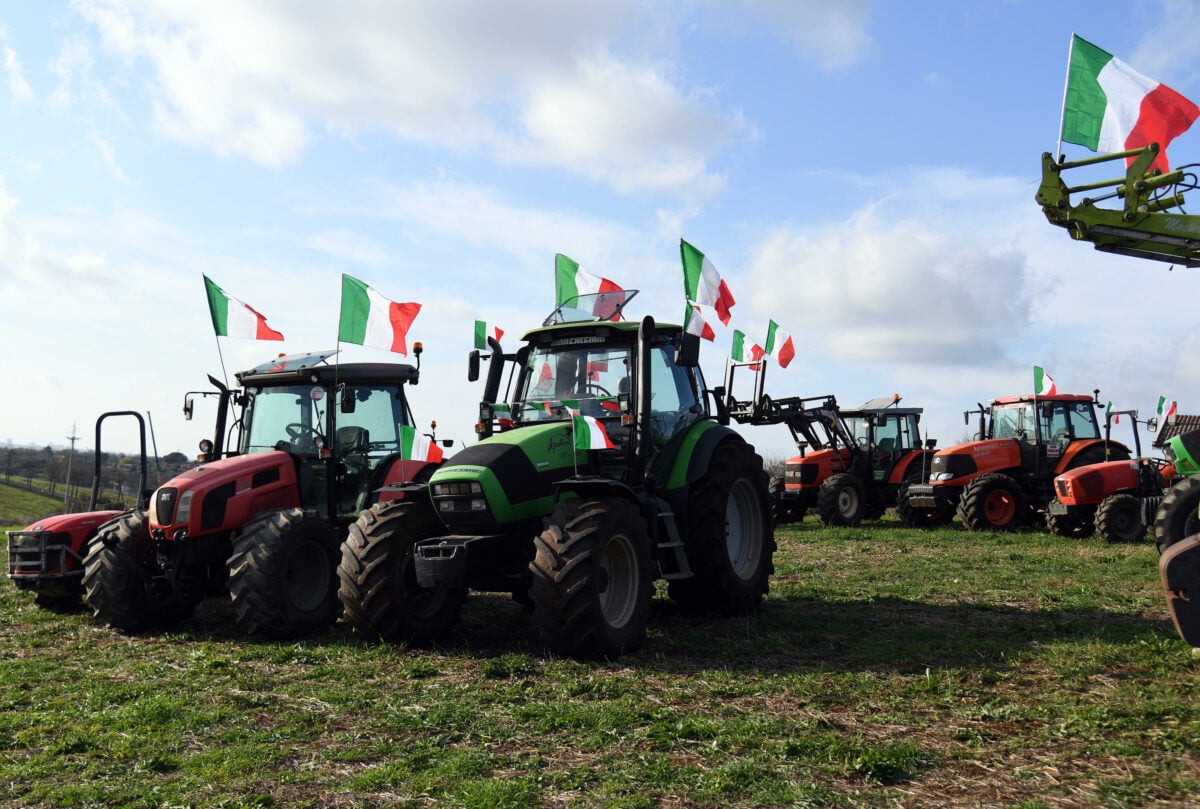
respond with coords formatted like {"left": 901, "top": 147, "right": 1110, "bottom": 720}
{"left": 335, "top": 426, "right": 371, "bottom": 514}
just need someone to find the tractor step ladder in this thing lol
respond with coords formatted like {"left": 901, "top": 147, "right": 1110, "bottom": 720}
{"left": 654, "top": 505, "right": 692, "bottom": 580}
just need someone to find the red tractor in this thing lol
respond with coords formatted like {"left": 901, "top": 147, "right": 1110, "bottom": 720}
{"left": 82, "top": 349, "right": 447, "bottom": 638}
{"left": 1046, "top": 408, "right": 1177, "bottom": 542}
{"left": 7, "top": 411, "right": 152, "bottom": 609}
{"left": 901, "top": 391, "right": 1130, "bottom": 531}
{"left": 772, "top": 396, "right": 941, "bottom": 526}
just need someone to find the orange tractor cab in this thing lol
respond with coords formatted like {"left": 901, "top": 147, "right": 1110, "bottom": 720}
{"left": 1046, "top": 408, "right": 1177, "bottom": 542}
{"left": 82, "top": 349, "right": 448, "bottom": 638}
{"left": 7, "top": 411, "right": 152, "bottom": 609}
{"left": 902, "top": 392, "right": 1130, "bottom": 531}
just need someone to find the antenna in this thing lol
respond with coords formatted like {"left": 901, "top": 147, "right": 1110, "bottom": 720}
{"left": 63, "top": 423, "right": 79, "bottom": 510}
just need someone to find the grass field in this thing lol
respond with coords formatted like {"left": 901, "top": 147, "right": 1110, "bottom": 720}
{"left": 2, "top": 514, "right": 1198, "bottom": 808}
{"left": 0, "top": 483, "right": 68, "bottom": 527}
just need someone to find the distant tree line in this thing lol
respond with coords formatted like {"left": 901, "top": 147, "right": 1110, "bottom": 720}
{"left": 2, "top": 444, "right": 191, "bottom": 510}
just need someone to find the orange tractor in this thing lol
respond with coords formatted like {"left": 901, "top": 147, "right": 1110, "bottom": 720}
{"left": 901, "top": 391, "right": 1130, "bottom": 531}
{"left": 1046, "top": 408, "right": 1177, "bottom": 542}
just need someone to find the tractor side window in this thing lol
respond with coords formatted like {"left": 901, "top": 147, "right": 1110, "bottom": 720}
{"left": 243, "top": 385, "right": 326, "bottom": 455}
{"left": 648, "top": 346, "right": 702, "bottom": 444}
{"left": 1066, "top": 402, "right": 1100, "bottom": 440}
{"left": 336, "top": 386, "right": 408, "bottom": 456}
{"left": 873, "top": 416, "right": 902, "bottom": 453}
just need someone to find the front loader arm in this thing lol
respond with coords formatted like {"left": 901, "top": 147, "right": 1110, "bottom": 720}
{"left": 1037, "top": 144, "right": 1200, "bottom": 267}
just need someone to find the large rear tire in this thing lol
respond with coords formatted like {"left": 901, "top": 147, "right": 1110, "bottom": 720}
{"left": 669, "top": 440, "right": 775, "bottom": 614}
{"left": 338, "top": 500, "right": 465, "bottom": 644}
{"left": 958, "top": 473, "right": 1026, "bottom": 532}
{"left": 1095, "top": 493, "right": 1146, "bottom": 544}
{"left": 896, "top": 479, "right": 953, "bottom": 528}
{"left": 82, "top": 510, "right": 195, "bottom": 633}
{"left": 227, "top": 508, "right": 342, "bottom": 638}
{"left": 530, "top": 498, "right": 653, "bottom": 660}
{"left": 817, "top": 473, "right": 867, "bottom": 526}
{"left": 1154, "top": 476, "right": 1200, "bottom": 555}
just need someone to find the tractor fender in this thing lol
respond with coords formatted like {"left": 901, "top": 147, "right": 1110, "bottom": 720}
{"left": 890, "top": 450, "right": 934, "bottom": 486}
{"left": 663, "top": 422, "right": 743, "bottom": 491}
{"left": 1054, "top": 438, "right": 1130, "bottom": 474}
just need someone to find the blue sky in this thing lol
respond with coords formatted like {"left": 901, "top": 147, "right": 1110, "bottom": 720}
{"left": 4, "top": 0, "right": 1200, "bottom": 461}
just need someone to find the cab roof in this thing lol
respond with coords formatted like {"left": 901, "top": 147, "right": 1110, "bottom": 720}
{"left": 236, "top": 350, "right": 418, "bottom": 387}
{"left": 991, "top": 394, "right": 1095, "bottom": 405}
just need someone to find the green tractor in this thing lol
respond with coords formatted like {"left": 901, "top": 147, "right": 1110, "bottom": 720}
{"left": 337, "top": 291, "right": 775, "bottom": 659}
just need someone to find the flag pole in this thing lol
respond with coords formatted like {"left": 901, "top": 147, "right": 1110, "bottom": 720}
{"left": 213, "top": 333, "right": 229, "bottom": 388}
{"left": 1056, "top": 33, "right": 1076, "bottom": 162}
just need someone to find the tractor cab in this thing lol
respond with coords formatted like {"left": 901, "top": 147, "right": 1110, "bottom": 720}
{"left": 988, "top": 394, "right": 1103, "bottom": 474}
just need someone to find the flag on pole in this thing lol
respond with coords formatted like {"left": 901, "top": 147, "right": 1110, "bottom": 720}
{"left": 1061, "top": 34, "right": 1199, "bottom": 172}
{"left": 572, "top": 413, "right": 615, "bottom": 450}
{"left": 764, "top": 319, "right": 796, "bottom": 369}
{"left": 338, "top": 274, "right": 421, "bottom": 355}
{"left": 1158, "top": 396, "right": 1179, "bottom": 421}
{"left": 1106, "top": 401, "right": 1121, "bottom": 424}
{"left": 684, "top": 303, "right": 716, "bottom": 341}
{"left": 203, "top": 275, "right": 284, "bottom": 341}
{"left": 474, "top": 319, "right": 503, "bottom": 350}
{"left": 1034, "top": 365, "right": 1057, "bottom": 396}
{"left": 680, "top": 239, "right": 736, "bottom": 325}
{"left": 555, "top": 254, "right": 624, "bottom": 317}
{"left": 732, "top": 329, "right": 765, "bottom": 370}
{"left": 399, "top": 425, "right": 444, "bottom": 463}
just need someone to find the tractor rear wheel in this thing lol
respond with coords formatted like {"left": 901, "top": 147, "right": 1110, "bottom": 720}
{"left": 669, "top": 439, "right": 775, "bottom": 614}
{"left": 82, "top": 510, "right": 195, "bottom": 633}
{"left": 338, "top": 500, "right": 465, "bottom": 644}
{"left": 1154, "top": 476, "right": 1200, "bottom": 555}
{"left": 817, "top": 473, "right": 867, "bottom": 526}
{"left": 530, "top": 498, "right": 653, "bottom": 660}
{"left": 1095, "top": 493, "right": 1146, "bottom": 544}
{"left": 227, "top": 508, "right": 341, "bottom": 638}
{"left": 958, "top": 473, "right": 1026, "bottom": 532}
{"left": 1044, "top": 498, "right": 1094, "bottom": 539}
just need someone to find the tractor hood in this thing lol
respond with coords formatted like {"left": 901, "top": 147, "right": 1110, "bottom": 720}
{"left": 16, "top": 510, "right": 123, "bottom": 534}
{"left": 429, "top": 422, "right": 585, "bottom": 530}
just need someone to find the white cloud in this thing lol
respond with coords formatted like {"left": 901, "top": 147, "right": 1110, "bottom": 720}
{"left": 703, "top": 0, "right": 872, "bottom": 71}
{"left": 3, "top": 43, "right": 34, "bottom": 106}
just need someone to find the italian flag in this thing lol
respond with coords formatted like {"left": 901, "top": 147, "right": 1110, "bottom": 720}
{"left": 555, "top": 254, "right": 625, "bottom": 319}
{"left": 731, "top": 329, "right": 765, "bottom": 368}
{"left": 474, "top": 319, "right": 503, "bottom": 350}
{"left": 1158, "top": 396, "right": 1179, "bottom": 421}
{"left": 1034, "top": 365, "right": 1057, "bottom": 396}
{"left": 1062, "top": 34, "right": 1199, "bottom": 172}
{"left": 764, "top": 319, "right": 796, "bottom": 369}
{"left": 572, "top": 413, "right": 615, "bottom": 451}
{"left": 338, "top": 274, "right": 421, "bottom": 355}
{"left": 684, "top": 303, "right": 715, "bottom": 341}
{"left": 680, "top": 239, "right": 735, "bottom": 325}
{"left": 1106, "top": 401, "right": 1121, "bottom": 425}
{"left": 202, "top": 275, "right": 284, "bottom": 341}
{"left": 399, "top": 425, "right": 444, "bottom": 463}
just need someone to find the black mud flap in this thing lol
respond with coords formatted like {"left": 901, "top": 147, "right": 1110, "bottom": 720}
{"left": 1160, "top": 533, "right": 1200, "bottom": 647}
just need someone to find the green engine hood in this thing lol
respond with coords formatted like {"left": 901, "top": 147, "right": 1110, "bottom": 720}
{"left": 430, "top": 422, "right": 584, "bottom": 526}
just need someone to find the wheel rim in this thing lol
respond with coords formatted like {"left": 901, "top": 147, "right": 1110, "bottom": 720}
{"left": 286, "top": 541, "right": 331, "bottom": 613}
{"left": 983, "top": 489, "right": 1016, "bottom": 524}
{"left": 598, "top": 532, "right": 638, "bottom": 629}
{"left": 1110, "top": 503, "right": 1142, "bottom": 541}
{"left": 726, "top": 478, "right": 764, "bottom": 580}
{"left": 837, "top": 486, "right": 859, "bottom": 517}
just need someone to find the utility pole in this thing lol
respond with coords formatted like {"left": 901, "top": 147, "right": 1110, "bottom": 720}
{"left": 64, "top": 423, "right": 79, "bottom": 510}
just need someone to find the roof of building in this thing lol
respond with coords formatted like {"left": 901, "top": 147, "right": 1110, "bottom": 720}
{"left": 1153, "top": 414, "right": 1200, "bottom": 448}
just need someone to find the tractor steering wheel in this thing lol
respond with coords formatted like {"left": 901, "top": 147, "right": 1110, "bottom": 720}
{"left": 585, "top": 382, "right": 613, "bottom": 398}
{"left": 284, "top": 423, "right": 322, "bottom": 447}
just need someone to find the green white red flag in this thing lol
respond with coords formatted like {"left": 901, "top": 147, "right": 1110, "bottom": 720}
{"left": 555, "top": 254, "right": 624, "bottom": 317}
{"left": 474, "top": 319, "right": 503, "bottom": 350}
{"left": 338, "top": 274, "right": 421, "bottom": 355}
{"left": 1061, "top": 34, "right": 1199, "bottom": 172}
{"left": 399, "top": 425, "right": 443, "bottom": 462}
{"left": 684, "top": 303, "right": 716, "bottom": 341}
{"left": 680, "top": 239, "right": 735, "bottom": 325}
{"left": 1158, "top": 396, "right": 1178, "bottom": 421}
{"left": 1034, "top": 365, "right": 1057, "bottom": 396}
{"left": 573, "top": 413, "right": 615, "bottom": 450}
{"left": 764, "top": 319, "right": 795, "bottom": 369}
{"left": 1106, "top": 401, "right": 1121, "bottom": 424}
{"left": 203, "top": 275, "right": 284, "bottom": 341}
{"left": 731, "top": 329, "right": 765, "bottom": 368}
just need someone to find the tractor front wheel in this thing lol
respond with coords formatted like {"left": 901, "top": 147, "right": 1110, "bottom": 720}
{"left": 82, "top": 510, "right": 195, "bottom": 633}
{"left": 896, "top": 479, "right": 953, "bottom": 528}
{"left": 1044, "top": 498, "right": 1095, "bottom": 539}
{"left": 227, "top": 508, "right": 342, "bottom": 638}
{"left": 958, "top": 473, "right": 1026, "bottom": 532}
{"left": 1154, "top": 476, "right": 1200, "bottom": 555}
{"left": 1096, "top": 493, "right": 1146, "bottom": 544}
{"left": 817, "top": 473, "right": 867, "bottom": 526}
{"left": 338, "top": 500, "right": 465, "bottom": 644}
{"left": 670, "top": 439, "right": 775, "bottom": 614}
{"left": 530, "top": 498, "right": 653, "bottom": 660}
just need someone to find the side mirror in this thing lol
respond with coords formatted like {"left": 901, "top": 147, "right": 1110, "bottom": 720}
{"left": 1147, "top": 416, "right": 1159, "bottom": 433}
{"left": 183, "top": 396, "right": 194, "bottom": 421}
{"left": 468, "top": 350, "right": 481, "bottom": 382}
{"left": 675, "top": 332, "right": 700, "bottom": 367}
{"left": 339, "top": 385, "right": 356, "bottom": 414}
{"left": 926, "top": 438, "right": 938, "bottom": 450}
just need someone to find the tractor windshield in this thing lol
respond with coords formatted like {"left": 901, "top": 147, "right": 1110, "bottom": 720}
{"left": 516, "top": 344, "right": 631, "bottom": 423}
{"left": 991, "top": 403, "right": 1035, "bottom": 440}
{"left": 242, "top": 384, "right": 329, "bottom": 456}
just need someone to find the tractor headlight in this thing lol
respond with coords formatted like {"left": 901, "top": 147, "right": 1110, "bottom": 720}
{"left": 933, "top": 472, "right": 955, "bottom": 482}
{"left": 175, "top": 489, "right": 195, "bottom": 524}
